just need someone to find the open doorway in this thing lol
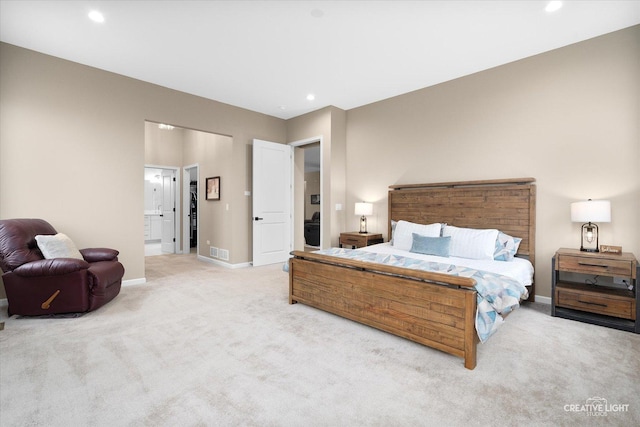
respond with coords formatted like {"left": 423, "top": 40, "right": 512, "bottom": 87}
{"left": 302, "top": 143, "right": 321, "bottom": 250}
{"left": 144, "top": 166, "right": 179, "bottom": 256}
{"left": 291, "top": 136, "right": 323, "bottom": 251}
{"left": 145, "top": 120, "right": 233, "bottom": 262}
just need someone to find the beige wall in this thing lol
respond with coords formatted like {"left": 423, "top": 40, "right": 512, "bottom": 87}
{"left": 182, "top": 129, "right": 233, "bottom": 259}
{"left": 145, "top": 123, "right": 185, "bottom": 167}
{"left": 345, "top": 26, "right": 640, "bottom": 299}
{"left": 0, "top": 43, "right": 286, "bottom": 287}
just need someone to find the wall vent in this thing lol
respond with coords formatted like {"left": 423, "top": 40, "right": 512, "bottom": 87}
{"left": 210, "top": 247, "right": 219, "bottom": 258}
{"left": 219, "top": 249, "right": 229, "bottom": 261}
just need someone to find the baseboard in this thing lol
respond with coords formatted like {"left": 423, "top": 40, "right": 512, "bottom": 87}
{"left": 535, "top": 295, "right": 551, "bottom": 305}
{"left": 123, "top": 278, "right": 146, "bottom": 287}
{"left": 197, "top": 255, "right": 251, "bottom": 269}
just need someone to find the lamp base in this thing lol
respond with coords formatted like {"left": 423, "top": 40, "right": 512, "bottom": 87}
{"left": 359, "top": 216, "right": 367, "bottom": 234}
{"left": 579, "top": 222, "right": 599, "bottom": 252}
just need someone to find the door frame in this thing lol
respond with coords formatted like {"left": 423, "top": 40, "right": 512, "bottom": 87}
{"left": 183, "top": 164, "right": 199, "bottom": 254}
{"left": 289, "top": 136, "right": 323, "bottom": 249}
{"left": 145, "top": 164, "right": 181, "bottom": 253}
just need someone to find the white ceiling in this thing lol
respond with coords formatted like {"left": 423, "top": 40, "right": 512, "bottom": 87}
{"left": 1, "top": 1, "right": 639, "bottom": 120}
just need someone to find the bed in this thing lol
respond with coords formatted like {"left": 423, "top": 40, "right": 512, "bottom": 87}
{"left": 288, "top": 178, "right": 536, "bottom": 369}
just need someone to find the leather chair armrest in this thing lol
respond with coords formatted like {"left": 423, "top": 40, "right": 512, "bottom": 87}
{"left": 12, "top": 258, "right": 90, "bottom": 277}
{"left": 80, "top": 248, "right": 119, "bottom": 263}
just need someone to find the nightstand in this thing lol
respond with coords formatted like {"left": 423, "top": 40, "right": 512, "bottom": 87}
{"left": 552, "top": 248, "right": 639, "bottom": 333}
{"left": 339, "top": 232, "right": 383, "bottom": 249}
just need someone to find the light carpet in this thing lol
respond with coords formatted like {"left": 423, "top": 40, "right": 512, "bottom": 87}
{"left": 1, "top": 254, "right": 638, "bottom": 426}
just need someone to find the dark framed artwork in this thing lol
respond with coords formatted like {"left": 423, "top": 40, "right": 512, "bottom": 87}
{"left": 310, "top": 194, "right": 320, "bottom": 205}
{"left": 206, "top": 176, "right": 221, "bottom": 201}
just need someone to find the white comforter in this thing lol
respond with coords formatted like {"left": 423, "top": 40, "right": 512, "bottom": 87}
{"left": 360, "top": 242, "right": 534, "bottom": 288}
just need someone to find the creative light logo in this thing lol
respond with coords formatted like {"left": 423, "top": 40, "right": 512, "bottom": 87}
{"left": 564, "top": 397, "right": 630, "bottom": 417}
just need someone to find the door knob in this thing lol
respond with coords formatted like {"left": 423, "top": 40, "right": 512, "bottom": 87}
{"left": 254, "top": 217, "right": 263, "bottom": 221}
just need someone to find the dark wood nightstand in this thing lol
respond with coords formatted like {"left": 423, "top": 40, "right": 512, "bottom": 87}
{"left": 339, "top": 232, "right": 383, "bottom": 249}
{"left": 552, "top": 248, "right": 639, "bottom": 333}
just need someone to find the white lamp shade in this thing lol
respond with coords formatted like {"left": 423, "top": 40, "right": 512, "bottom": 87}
{"left": 571, "top": 200, "right": 611, "bottom": 223}
{"left": 354, "top": 202, "right": 373, "bottom": 216}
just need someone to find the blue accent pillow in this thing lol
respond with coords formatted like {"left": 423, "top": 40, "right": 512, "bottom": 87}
{"left": 410, "top": 233, "right": 451, "bottom": 257}
{"left": 493, "top": 232, "right": 522, "bottom": 261}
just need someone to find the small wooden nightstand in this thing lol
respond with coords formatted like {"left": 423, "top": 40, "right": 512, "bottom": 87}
{"left": 339, "top": 232, "right": 383, "bottom": 249}
{"left": 552, "top": 248, "right": 639, "bottom": 333}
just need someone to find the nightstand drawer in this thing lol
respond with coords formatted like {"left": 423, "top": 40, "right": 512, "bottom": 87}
{"left": 558, "top": 255, "right": 633, "bottom": 278}
{"left": 340, "top": 235, "right": 364, "bottom": 246}
{"left": 555, "top": 285, "right": 635, "bottom": 320}
{"left": 339, "top": 232, "right": 383, "bottom": 249}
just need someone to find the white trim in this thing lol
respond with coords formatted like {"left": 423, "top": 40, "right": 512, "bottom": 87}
{"left": 144, "top": 163, "right": 181, "bottom": 170}
{"left": 289, "top": 135, "right": 323, "bottom": 147}
{"left": 172, "top": 169, "right": 181, "bottom": 253}
{"left": 123, "top": 278, "right": 146, "bottom": 286}
{"left": 182, "top": 169, "right": 190, "bottom": 254}
{"left": 535, "top": 295, "right": 551, "bottom": 305}
{"left": 182, "top": 164, "right": 199, "bottom": 255}
{"left": 197, "top": 254, "right": 251, "bottom": 269}
{"left": 288, "top": 136, "right": 323, "bottom": 249}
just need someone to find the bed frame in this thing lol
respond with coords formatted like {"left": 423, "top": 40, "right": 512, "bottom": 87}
{"left": 289, "top": 178, "right": 536, "bottom": 369}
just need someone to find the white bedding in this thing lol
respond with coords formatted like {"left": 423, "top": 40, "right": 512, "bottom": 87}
{"left": 359, "top": 242, "right": 534, "bottom": 288}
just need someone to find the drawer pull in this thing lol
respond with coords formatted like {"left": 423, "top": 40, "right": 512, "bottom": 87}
{"left": 577, "top": 299, "right": 607, "bottom": 308}
{"left": 577, "top": 262, "right": 608, "bottom": 268}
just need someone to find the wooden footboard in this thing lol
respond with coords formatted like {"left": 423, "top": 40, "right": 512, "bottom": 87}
{"left": 289, "top": 251, "right": 479, "bottom": 369}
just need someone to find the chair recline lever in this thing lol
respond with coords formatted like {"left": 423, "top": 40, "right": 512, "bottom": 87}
{"left": 41, "top": 290, "right": 61, "bottom": 309}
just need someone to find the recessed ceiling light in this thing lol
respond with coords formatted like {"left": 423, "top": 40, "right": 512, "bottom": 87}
{"left": 88, "top": 10, "right": 105, "bottom": 23}
{"left": 306, "top": 94, "right": 315, "bottom": 101}
{"left": 545, "top": 1, "right": 563, "bottom": 13}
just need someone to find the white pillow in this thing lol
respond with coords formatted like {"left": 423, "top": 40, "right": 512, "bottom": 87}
{"left": 35, "top": 233, "right": 84, "bottom": 260}
{"left": 392, "top": 220, "right": 442, "bottom": 251}
{"left": 442, "top": 225, "right": 499, "bottom": 260}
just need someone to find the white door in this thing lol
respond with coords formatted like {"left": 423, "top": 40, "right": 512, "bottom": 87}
{"left": 161, "top": 169, "right": 175, "bottom": 253}
{"left": 252, "top": 139, "right": 292, "bottom": 266}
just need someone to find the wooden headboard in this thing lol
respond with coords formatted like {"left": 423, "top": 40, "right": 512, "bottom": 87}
{"left": 388, "top": 178, "right": 536, "bottom": 300}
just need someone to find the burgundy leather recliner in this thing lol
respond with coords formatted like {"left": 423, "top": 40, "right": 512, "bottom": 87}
{"left": 0, "top": 218, "right": 124, "bottom": 316}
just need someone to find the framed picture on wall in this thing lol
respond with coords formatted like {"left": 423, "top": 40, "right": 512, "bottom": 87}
{"left": 206, "top": 176, "right": 220, "bottom": 201}
{"left": 310, "top": 194, "right": 320, "bottom": 204}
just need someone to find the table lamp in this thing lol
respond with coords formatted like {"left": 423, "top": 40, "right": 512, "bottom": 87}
{"left": 355, "top": 202, "right": 373, "bottom": 234}
{"left": 570, "top": 199, "right": 611, "bottom": 252}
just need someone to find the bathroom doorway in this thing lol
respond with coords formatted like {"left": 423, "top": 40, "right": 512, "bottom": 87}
{"left": 144, "top": 166, "right": 179, "bottom": 256}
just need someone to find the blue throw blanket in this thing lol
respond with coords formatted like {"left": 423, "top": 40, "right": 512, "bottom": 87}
{"left": 287, "top": 248, "right": 529, "bottom": 342}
